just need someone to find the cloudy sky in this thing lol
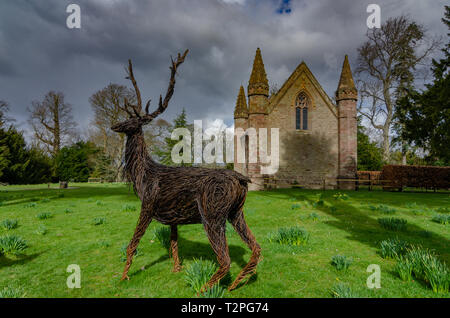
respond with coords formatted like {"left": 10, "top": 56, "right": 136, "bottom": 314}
{"left": 0, "top": 0, "right": 447, "bottom": 141}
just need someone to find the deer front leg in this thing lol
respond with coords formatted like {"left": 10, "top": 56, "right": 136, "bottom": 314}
{"left": 170, "top": 225, "right": 182, "bottom": 272}
{"left": 121, "top": 210, "right": 152, "bottom": 281}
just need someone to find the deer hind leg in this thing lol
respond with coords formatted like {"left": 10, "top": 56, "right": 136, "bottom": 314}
{"left": 197, "top": 194, "right": 230, "bottom": 291}
{"left": 228, "top": 209, "right": 261, "bottom": 291}
{"left": 121, "top": 212, "right": 152, "bottom": 281}
{"left": 201, "top": 221, "right": 230, "bottom": 292}
{"left": 170, "top": 225, "right": 182, "bottom": 272}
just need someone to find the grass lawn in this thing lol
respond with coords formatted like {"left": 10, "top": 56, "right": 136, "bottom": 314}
{"left": 0, "top": 183, "right": 449, "bottom": 298}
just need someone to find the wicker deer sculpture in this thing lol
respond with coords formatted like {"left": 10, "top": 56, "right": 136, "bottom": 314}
{"left": 111, "top": 50, "right": 261, "bottom": 291}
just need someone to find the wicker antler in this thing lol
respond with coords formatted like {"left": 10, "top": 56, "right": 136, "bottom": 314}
{"left": 141, "top": 49, "right": 189, "bottom": 124}
{"left": 118, "top": 49, "right": 189, "bottom": 123}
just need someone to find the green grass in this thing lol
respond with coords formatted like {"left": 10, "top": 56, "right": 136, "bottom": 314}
{"left": 184, "top": 258, "right": 217, "bottom": 294}
{"left": 36, "top": 212, "right": 53, "bottom": 220}
{"left": 0, "top": 235, "right": 28, "bottom": 255}
{"left": 331, "top": 255, "right": 353, "bottom": 271}
{"left": 1, "top": 219, "right": 19, "bottom": 230}
{"left": 378, "top": 217, "right": 408, "bottom": 231}
{"left": 432, "top": 214, "right": 450, "bottom": 225}
{"left": 0, "top": 286, "right": 25, "bottom": 298}
{"left": 198, "top": 284, "right": 226, "bottom": 298}
{"left": 267, "top": 226, "right": 309, "bottom": 246}
{"left": 92, "top": 217, "right": 106, "bottom": 226}
{"left": 152, "top": 227, "right": 171, "bottom": 250}
{"left": 0, "top": 183, "right": 449, "bottom": 297}
{"left": 379, "top": 238, "right": 410, "bottom": 259}
{"left": 330, "top": 283, "right": 361, "bottom": 298}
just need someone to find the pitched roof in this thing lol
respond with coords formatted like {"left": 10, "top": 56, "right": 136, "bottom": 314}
{"left": 268, "top": 61, "right": 337, "bottom": 117}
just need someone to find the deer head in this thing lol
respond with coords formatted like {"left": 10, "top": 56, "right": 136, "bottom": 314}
{"left": 111, "top": 50, "right": 189, "bottom": 135}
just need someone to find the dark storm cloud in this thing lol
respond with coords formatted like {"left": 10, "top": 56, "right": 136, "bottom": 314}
{"left": 0, "top": 0, "right": 447, "bottom": 139}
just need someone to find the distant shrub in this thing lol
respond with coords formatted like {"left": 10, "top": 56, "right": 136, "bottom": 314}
{"left": 329, "top": 206, "right": 338, "bottom": 213}
{"left": 308, "top": 212, "right": 320, "bottom": 221}
{"left": 290, "top": 203, "right": 301, "bottom": 210}
{"left": 24, "top": 202, "right": 37, "bottom": 208}
{"left": 184, "top": 258, "right": 217, "bottom": 293}
{"left": 198, "top": 284, "right": 225, "bottom": 298}
{"left": 121, "top": 204, "right": 137, "bottom": 212}
{"left": 432, "top": 214, "right": 450, "bottom": 225}
{"left": 331, "top": 255, "right": 353, "bottom": 271}
{"left": 64, "top": 208, "right": 73, "bottom": 214}
{"left": 331, "top": 283, "right": 359, "bottom": 298}
{"left": 268, "top": 226, "right": 309, "bottom": 246}
{"left": 56, "top": 193, "right": 65, "bottom": 198}
{"left": 40, "top": 198, "right": 50, "bottom": 203}
{"left": 0, "top": 235, "right": 28, "bottom": 255}
{"left": 92, "top": 217, "right": 106, "bottom": 226}
{"left": 1, "top": 219, "right": 18, "bottom": 230}
{"left": 378, "top": 217, "right": 407, "bottom": 231}
{"left": 153, "top": 227, "right": 171, "bottom": 250}
{"left": 35, "top": 225, "right": 48, "bottom": 235}
{"left": 96, "top": 200, "right": 104, "bottom": 206}
{"left": 379, "top": 238, "right": 410, "bottom": 259}
{"left": 36, "top": 212, "right": 53, "bottom": 220}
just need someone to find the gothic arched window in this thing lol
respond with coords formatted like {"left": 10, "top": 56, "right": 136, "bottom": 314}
{"left": 295, "top": 92, "right": 310, "bottom": 130}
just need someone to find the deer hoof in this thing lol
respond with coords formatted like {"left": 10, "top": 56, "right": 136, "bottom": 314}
{"left": 172, "top": 265, "right": 183, "bottom": 272}
{"left": 120, "top": 275, "right": 130, "bottom": 281}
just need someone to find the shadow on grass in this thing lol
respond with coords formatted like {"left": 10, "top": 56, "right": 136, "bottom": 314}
{"left": 0, "top": 253, "right": 42, "bottom": 269}
{"left": 0, "top": 185, "right": 138, "bottom": 208}
{"left": 256, "top": 189, "right": 450, "bottom": 264}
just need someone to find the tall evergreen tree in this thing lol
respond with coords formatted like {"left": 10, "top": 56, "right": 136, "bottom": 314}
{"left": 0, "top": 127, "right": 52, "bottom": 184}
{"left": 155, "top": 109, "right": 192, "bottom": 166}
{"left": 357, "top": 124, "right": 384, "bottom": 171}
{"left": 55, "top": 141, "right": 98, "bottom": 182}
{"left": 396, "top": 6, "right": 450, "bottom": 164}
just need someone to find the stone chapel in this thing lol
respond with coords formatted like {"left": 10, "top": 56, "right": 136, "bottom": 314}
{"left": 233, "top": 48, "right": 358, "bottom": 190}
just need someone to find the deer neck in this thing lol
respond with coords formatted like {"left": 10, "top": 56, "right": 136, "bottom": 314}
{"left": 124, "top": 129, "right": 155, "bottom": 194}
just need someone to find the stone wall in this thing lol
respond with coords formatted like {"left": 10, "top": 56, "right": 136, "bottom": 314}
{"left": 266, "top": 72, "right": 339, "bottom": 189}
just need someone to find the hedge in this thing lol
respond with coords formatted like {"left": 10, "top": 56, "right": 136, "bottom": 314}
{"left": 381, "top": 165, "right": 450, "bottom": 190}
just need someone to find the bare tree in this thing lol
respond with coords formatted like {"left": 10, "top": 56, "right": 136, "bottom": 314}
{"left": 356, "top": 16, "right": 439, "bottom": 162}
{"left": 28, "top": 91, "right": 77, "bottom": 157}
{"left": 0, "top": 100, "right": 12, "bottom": 128}
{"left": 88, "top": 84, "right": 135, "bottom": 181}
